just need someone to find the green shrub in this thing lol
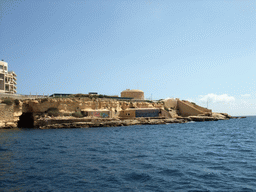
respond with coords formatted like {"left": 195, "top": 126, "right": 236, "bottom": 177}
{"left": 72, "top": 111, "right": 83, "bottom": 118}
{"left": 2, "top": 98, "right": 13, "bottom": 105}
{"left": 63, "top": 112, "right": 71, "bottom": 116}
{"left": 14, "top": 99, "right": 19, "bottom": 105}
{"left": 46, "top": 107, "right": 60, "bottom": 117}
{"left": 41, "top": 98, "right": 48, "bottom": 103}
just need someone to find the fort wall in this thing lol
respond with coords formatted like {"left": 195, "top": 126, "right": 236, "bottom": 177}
{"left": 177, "top": 100, "right": 204, "bottom": 117}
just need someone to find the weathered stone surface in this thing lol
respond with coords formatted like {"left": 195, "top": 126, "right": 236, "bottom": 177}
{"left": 0, "top": 122, "right": 5, "bottom": 128}
{"left": 212, "top": 113, "right": 226, "bottom": 120}
{"left": 220, "top": 113, "right": 232, "bottom": 119}
{"left": 5, "top": 122, "right": 17, "bottom": 128}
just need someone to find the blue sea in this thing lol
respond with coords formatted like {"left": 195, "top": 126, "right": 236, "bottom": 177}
{"left": 1, "top": 117, "right": 256, "bottom": 192}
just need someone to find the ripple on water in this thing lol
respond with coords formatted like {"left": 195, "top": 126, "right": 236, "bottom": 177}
{"left": 0, "top": 148, "right": 8, "bottom": 151}
{"left": 139, "top": 162, "right": 155, "bottom": 169}
{"left": 158, "top": 168, "right": 184, "bottom": 177}
{"left": 123, "top": 172, "right": 152, "bottom": 182}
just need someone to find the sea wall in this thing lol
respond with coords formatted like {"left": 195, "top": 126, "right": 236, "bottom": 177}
{"left": 177, "top": 100, "right": 205, "bottom": 117}
{"left": 180, "top": 100, "right": 211, "bottom": 114}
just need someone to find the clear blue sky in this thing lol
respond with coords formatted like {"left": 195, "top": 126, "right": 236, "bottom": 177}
{"left": 1, "top": 0, "right": 256, "bottom": 116}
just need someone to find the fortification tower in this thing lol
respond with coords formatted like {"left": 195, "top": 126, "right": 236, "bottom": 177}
{"left": 121, "top": 89, "right": 144, "bottom": 100}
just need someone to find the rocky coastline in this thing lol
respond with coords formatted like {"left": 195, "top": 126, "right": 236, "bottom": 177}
{"left": 36, "top": 114, "right": 244, "bottom": 129}
{"left": 0, "top": 96, "right": 246, "bottom": 129}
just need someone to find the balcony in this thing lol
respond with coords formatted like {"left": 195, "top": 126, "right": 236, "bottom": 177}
{"left": 10, "top": 84, "right": 17, "bottom": 89}
{"left": 9, "top": 71, "right": 17, "bottom": 76}
{"left": 11, "top": 80, "right": 17, "bottom": 85}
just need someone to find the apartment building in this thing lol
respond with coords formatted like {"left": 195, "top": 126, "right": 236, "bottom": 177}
{"left": 0, "top": 60, "right": 17, "bottom": 94}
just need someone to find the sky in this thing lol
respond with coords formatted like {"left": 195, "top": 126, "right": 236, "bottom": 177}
{"left": 0, "top": 0, "right": 256, "bottom": 116}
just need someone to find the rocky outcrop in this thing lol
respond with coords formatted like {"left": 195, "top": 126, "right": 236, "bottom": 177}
{"left": 35, "top": 117, "right": 190, "bottom": 129}
{"left": 212, "top": 113, "right": 227, "bottom": 120}
{"left": 188, "top": 116, "right": 216, "bottom": 122}
{"left": 35, "top": 112, "right": 236, "bottom": 129}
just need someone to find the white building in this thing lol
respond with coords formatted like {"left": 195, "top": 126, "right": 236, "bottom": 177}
{"left": 0, "top": 60, "right": 17, "bottom": 94}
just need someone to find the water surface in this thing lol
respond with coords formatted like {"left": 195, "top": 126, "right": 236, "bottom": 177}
{"left": 1, "top": 117, "right": 256, "bottom": 191}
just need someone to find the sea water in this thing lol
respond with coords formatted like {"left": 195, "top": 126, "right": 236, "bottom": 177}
{"left": 1, "top": 117, "right": 256, "bottom": 191}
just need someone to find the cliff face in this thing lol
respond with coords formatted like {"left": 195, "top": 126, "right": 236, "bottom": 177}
{"left": 0, "top": 101, "right": 22, "bottom": 128}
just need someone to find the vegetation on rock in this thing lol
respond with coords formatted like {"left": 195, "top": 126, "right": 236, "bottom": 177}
{"left": 47, "top": 107, "right": 60, "bottom": 117}
{"left": 164, "top": 107, "right": 169, "bottom": 111}
{"left": 2, "top": 98, "right": 13, "bottom": 105}
{"left": 41, "top": 98, "right": 48, "bottom": 103}
{"left": 72, "top": 111, "right": 83, "bottom": 118}
{"left": 14, "top": 99, "right": 19, "bottom": 105}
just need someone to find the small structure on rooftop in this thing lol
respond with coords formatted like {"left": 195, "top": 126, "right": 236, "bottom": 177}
{"left": 50, "top": 93, "right": 71, "bottom": 98}
{"left": 88, "top": 92, "right": 98, "bottom": 95}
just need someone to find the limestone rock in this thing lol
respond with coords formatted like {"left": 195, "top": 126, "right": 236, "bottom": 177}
{"left": 212, "top": 113, "right": 226, "bottom": 120}
{"left": 220, "top": 113, "right": 232, "bottom": 119}
{"left": 189, "top": 116, "right": 215, "bottom": 122}
{"left": 5, "top": 122, "right": 17, "bottom": 128}
{"left": 0, "top": 122, "right": 5, "bottom": 128}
